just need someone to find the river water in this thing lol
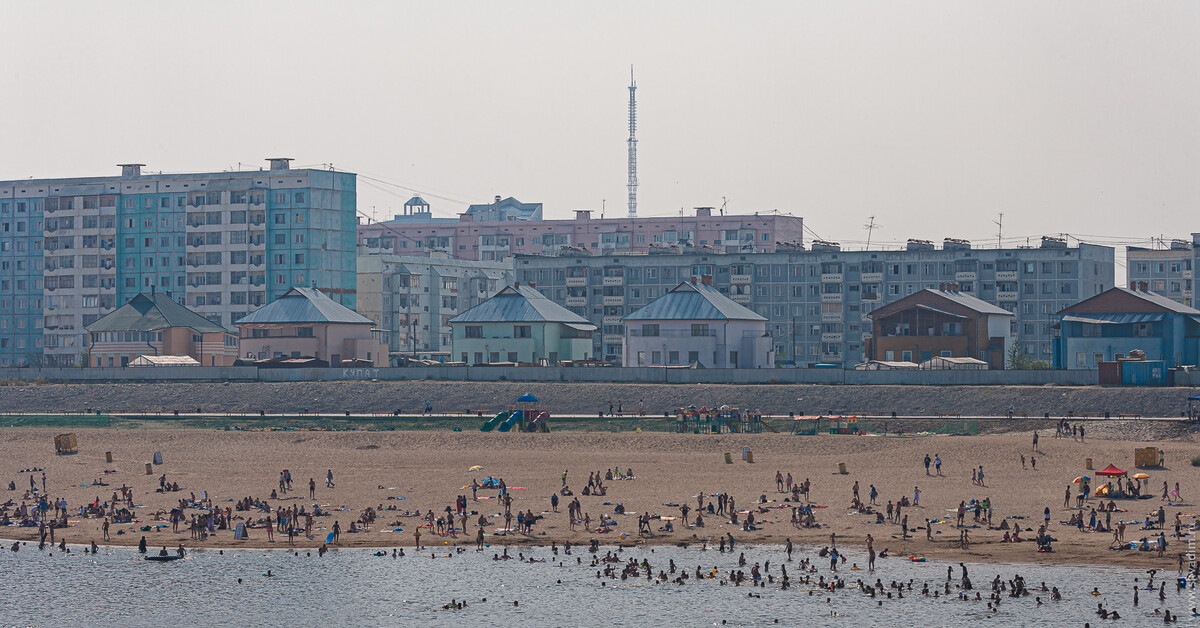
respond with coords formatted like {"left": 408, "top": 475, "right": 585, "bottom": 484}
{"left": 0, "top": 541, "right": 1191, "bottom": 626}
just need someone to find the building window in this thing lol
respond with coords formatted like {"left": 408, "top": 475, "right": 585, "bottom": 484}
{"left": 691, "top": 324, "right": 709, "bottom": 337}
{"left": 297, "top": 327, "right": 314, "bottom": 337}
{"left": 514, "top": 325, "right": 531, "bottom": 338}
{"left": 465, "top": 326, "right": 483, "bottom": 338}
{"left": 641, "top": 324, "right": 659, "bottom": 337}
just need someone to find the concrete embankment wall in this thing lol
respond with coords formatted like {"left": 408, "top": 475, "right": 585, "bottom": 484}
{"left": 0, "top": 365, "right": 1100, "bottom": 386}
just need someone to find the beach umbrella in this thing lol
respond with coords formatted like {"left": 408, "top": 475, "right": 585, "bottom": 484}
{"left": 1131, "top": 472, "right": 1150, "bottom": 480}
{"left": 468, "top": 465, "right": 484, "bottom": 472}
{"left": 1073, "top": 476, "right": 1090, "bottom": 483}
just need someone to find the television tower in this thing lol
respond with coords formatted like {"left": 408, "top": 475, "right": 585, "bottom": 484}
{"left": 626, "top": 66, "right": 638, "bottom": 218}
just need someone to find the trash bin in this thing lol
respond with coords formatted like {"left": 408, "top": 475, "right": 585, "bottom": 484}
{"left": 746, "top": 451, "right": 755, "bottom": 463}
{"left": 743, "top": 447, "right": 750, "bottom": 461}
{"left": 838, "top": 462, "right": 847, "bottom": 474}
{"left": 145, "top": 463, "right": 152, "bottom": 475}
{"left": 1085, "top": 458, "right": 1093, "bottom": 470}
{"left": 724, "top": 452, "right": 732, "bottom": 464}
{"left": 105, "top": 452, "right": 113, "bottom": 463}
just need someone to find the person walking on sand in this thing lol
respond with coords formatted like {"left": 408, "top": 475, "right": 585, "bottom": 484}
{"left": 326, "top": 469, "right": 335, "bottom": 488}
{"left": 934, "top": 454, "right": 942, "bottom": 476}
{"left": 1033, "top": 431, "right": 1039, "bottom": 452}
{"left": 561, "top": 470, "right": 568, "bottom": 487}
{"left": 914, "top": 487, "right": 920, "bottom": 507}
{"left": 924, "top": 454, "right": 931, "bottom": 476}
{"left": 309, "top": 478, "right": 316, "bottom": 499}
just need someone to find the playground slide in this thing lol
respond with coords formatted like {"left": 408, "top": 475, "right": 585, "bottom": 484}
{"left": 497, "top": 410, "right": 522, "bottom": 432}
{"left": 524, "top": 411, "right": 550, "bottom": 432}
{"left": 480, "top": 411, "right": 509, "bottom": 432}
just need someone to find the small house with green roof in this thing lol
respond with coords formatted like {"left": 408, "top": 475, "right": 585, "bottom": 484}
{"left": 448, "top": 283, "right": 595, "bottom": 365}
{"left": 85, "top": 291, "right": 238, "bottom": 367}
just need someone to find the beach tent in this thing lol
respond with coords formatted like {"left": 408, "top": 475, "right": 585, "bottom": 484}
{"left": 1096, "top": 464, "right": 1127, "bottom": 477}
{"left": 1190, "top": 394, "right": 1200, "bottom": 400}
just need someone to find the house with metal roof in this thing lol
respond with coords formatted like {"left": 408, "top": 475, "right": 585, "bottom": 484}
{"left": 622, "top": 280, "right": 773, "bottom": 368}
{"left": 85, "top": 291, "right": 239, "bottom": 367}
{"left": 1053, "top": 286, "right": 1200, "bottom": 369}
{"left": 867, "top": 288, "right": 1013, "bottom": 369}
{"left": 448, "top": 283, "right": 595, "bottom": 365}
{"left": 234, "top": 287, "right": 387, "bottom": 366}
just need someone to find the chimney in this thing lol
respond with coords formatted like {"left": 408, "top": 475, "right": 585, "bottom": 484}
{"left": 701, "top": 274, "right": 713, "bottom": 286}
{"left": 574, "top": 209, "right": 592, "bottom": 221}
{"left": 267, "top": 157, "right": 293, "bottom": 171}
{"left": 118, "top": 163, "right": 144, "bottom": 177}
{"left": 695, "top": 207, "right": 713, "bottom": 217}
{"left": 1129, "top": 281, "right": 1136, "bottom": 290}
{"left": 1140, "top": 281, "right": 1149, "bottom": 291}
{"left": 529, "top": 282, "right": 536, "bottom": 289}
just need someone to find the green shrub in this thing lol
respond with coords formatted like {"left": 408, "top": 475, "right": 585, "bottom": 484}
{"left": 1191, "top": 455, "right": 1200, "bottom": 468}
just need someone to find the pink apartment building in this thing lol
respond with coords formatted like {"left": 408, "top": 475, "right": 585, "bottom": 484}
{"left": 357, "top": 197, "right": 804, "bottom": 261}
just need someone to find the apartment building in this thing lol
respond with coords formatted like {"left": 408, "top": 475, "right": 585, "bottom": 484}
{"left": 358, "top": 201, "right": 804, "bottom": 261}
{"left": 1125, "top": 235, "right": 1199, "bottom": 308}
{"left": 0, "top": 159, "right": 357, "bottom": 367}
{"left": 516, "top": 237, "right": 1114, "bottom": 366}
{"left": 356, "top": 253, "right": 513, "bottom": 358}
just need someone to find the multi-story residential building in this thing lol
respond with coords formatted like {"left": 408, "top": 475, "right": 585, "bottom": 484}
{"left": 1126, "top": 235, "right": 1199, "bottom": 308}
{"left": 358, "top": 201, "right": 804, "bottom": 261}
{"left": 0, "top": 159, "right": 357, "bottom": 367}
{"left": 356, "top": 252, "right": 513, "bottom": 358}
{"left": 516, "top": 237, "right": 1114, "bottom": 366}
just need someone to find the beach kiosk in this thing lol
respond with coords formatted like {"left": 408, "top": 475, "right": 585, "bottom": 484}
{"left": 54, "top": 433, "right": 77, "bottom": 455}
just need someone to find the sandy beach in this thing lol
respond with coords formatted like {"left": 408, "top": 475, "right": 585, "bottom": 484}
{"left": 1, "top": 426, "right": 1197, "bottom": 567}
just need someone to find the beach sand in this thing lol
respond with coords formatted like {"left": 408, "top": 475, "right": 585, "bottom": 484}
{"left": 1, "top": 426, "right": 1196, "bottom": 567}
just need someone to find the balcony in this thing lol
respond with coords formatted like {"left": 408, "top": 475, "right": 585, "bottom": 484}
{"left": 1183, "top": 269, "right": 1193, "bottom": 279}
{"left": 822, "top": 312, "right": 842, "bottom": 322}
{"left": 730, "top": 274, "right": 753, "bottom": 284}
{"left": 601, "top": 295, "right": 624, "bottom": 306}
{"left": 996, "top": 291, "right": 1019, "bottom": 302}
{"left": 565, "top": 276, "right": 587, "bottom": 287}
{"left": 821, "top": 273, "right": 844, "bottom": 283}
{"left": 860, "top": 272, "right": 883, "bottom": 283}
{"left": 731, "top": 294, "right": 751, "bottom": 304}
{"left": 955, "top": 271, "right": 977, "bottom": 283}
{"left": 821, "top": 293, "right": 843, "bottom": 303}
{"left": 602, "top": 334, "right": 624, "bottom": 345}
{"left": 565, "top": 296, "right": 587, "bottom": 307}
{"left": 602, "top": 315, "right": 623, "bottom": 325}
{"left": 995, "top": 271, "right": 1019, "bottom": 281}
{"left": 602, "top": 276, "right": 624, "bottom": 287}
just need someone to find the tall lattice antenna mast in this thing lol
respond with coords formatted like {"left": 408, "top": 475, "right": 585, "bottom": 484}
{"left": 627, "top": 65, "right": 638, "bottom": 218}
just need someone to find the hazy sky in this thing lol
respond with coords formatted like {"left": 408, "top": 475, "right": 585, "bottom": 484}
{"left": 2, "top": 1, "right": 1198, "bottom": 263}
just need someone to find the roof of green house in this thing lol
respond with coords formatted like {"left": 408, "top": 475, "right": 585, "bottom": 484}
{"left": 623, "top": 281, "right": 766, "bottom": 321}
{"left": 234, "top": 287, "right": 374, "bottom": 325}
{"left": 85, "top": 292, "right": 229, "bottom": 334}
{"left": 448, "top": 284, "right": 595, "bottom": 327}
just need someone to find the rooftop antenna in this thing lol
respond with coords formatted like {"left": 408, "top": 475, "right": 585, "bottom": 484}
{"left": 994, "top": 212, "right": 1004, "bottom": 248}
{"left": 863, "top": 216, "right": 879, "bottom": 250}
{"left": 720, "top": 197, "right": 727, "bottom": 216}
{"left": 626, "top": 65, "right": 638, "bottom": 218}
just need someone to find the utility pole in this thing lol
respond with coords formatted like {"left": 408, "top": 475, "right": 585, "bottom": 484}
{"left": 863, "top": 216, "right": 879, "bottom": 250}
{"left": 994, "top": 213, "right": 1004, "bottom": 248}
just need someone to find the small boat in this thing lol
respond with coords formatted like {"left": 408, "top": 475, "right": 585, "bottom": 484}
{"left": 145, "top": 555, "right": 184, "bottom": 562}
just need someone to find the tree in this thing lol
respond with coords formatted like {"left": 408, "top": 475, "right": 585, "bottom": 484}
{"left": 1007, "top": 338, "right": 1050, "bottom": 370}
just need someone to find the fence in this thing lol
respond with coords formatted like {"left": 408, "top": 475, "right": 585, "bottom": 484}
{"left": 0, "top": 365, "right": 1099, "bottom": 386}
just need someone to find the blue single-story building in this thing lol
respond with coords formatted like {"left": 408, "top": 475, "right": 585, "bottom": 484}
{"left": 1053, "top": 287, "right": 1200, "bottom": 369}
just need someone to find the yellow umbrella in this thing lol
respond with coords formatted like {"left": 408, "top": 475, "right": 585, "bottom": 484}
{"left": 1131, "top": 472, "right": 1150, "bottom": 480}
{"left": 468, "top": 465, "right": 484, "bottom": 472}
